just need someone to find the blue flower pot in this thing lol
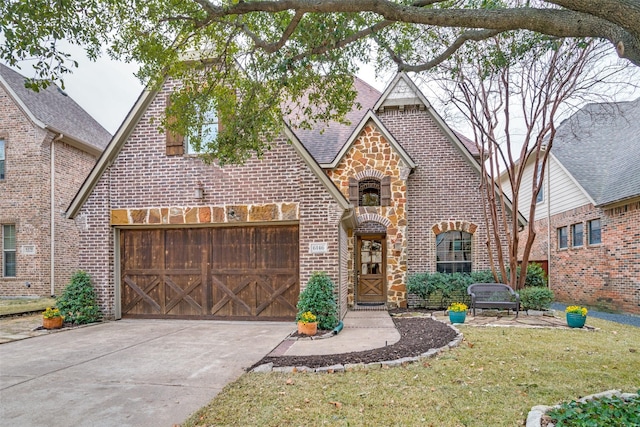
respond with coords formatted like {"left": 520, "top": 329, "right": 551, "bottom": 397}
{"left": 449, "top": 311, "right": 467, "bottom": 324}
{"left": 566, "top": 313, "right": 586, "bottom": 328}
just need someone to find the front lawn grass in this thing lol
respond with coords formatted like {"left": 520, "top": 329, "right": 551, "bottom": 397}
{"left": 183, "top": 317, "right": 640, "bottom": 427}
{"left": 0, "top": 297, "right": 56, "bottom": 316}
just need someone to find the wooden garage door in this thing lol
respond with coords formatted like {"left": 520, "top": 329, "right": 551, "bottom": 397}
{"left": 120, "top": 226, "right": 299, "bottom": 320}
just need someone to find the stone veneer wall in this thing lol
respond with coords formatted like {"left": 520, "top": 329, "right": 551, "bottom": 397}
{"left": 327, "top": 122, "right": 410, "bottom": 307}
{"left": 76, "top": 80, "right": 346, "bottom": 319}
{"left": 520, "top": 201, "right": 640, "bottom": 315}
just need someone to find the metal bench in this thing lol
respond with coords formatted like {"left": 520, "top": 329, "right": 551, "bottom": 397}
{"left": 467, "top": 283, "right": 520, "bottom": 317}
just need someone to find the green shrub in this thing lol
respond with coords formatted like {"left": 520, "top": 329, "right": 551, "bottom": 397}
{"left": 523, "top": 263, "right": 548, "bottom": 287}
{"left": 548, "top": 392, "right": 640, "bottom": 427}
{"left": 56, "top": 271, "right": 102, "bottom": 324}
{"left": 296, "top": 272, "right": 338, "bottom": 330}
{"left": 469, "top": 270, "right": 497, "bottom": 283}
{"left": 519, "top": 286, "right": 554, "bottom": 311}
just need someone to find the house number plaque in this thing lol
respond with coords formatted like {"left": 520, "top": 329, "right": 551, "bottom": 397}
{"left": 309, "top": 242, "right": 328, "bottom": 254}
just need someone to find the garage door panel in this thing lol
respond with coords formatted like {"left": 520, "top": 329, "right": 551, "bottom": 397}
{"left": 212, "top": 227, "right": 255, "bottom": 270}
{"left": 121, "top": 273, "right": 163, "bottom": 315}
{"left": 165, "top": 228, "right": 208, "bottom": 270}
{"left": 255, "top": 226, "right": 298, "bottom": 270}
{"left": 163, "top": 272, "right": 206, "bottom": 316}
{"left": 121, "top": 230, "right": 164, "bottom": 269}
{"left": 121, "top": 226, "right": 299, "bottom": 320}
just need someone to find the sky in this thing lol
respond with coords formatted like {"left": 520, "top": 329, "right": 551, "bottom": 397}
{"left": 3, "top": 51, "right": 390, "bottom": 135}
{"left": 4, "top": 45, "right": 638, "bottom": 138}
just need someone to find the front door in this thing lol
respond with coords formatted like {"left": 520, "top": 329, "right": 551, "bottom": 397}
{"left": 356, "top": 236, "right": 386, "bottom": 304}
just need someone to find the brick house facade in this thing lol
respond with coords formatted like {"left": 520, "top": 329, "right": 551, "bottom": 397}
{"left": 69, "top": 72, "right": 513, "bottom": 320}
{"left": 509, "top": 99, "right": 640, "bottom": 315}
{"left": 0, "top": 64, "right": 110, "bottom": 296}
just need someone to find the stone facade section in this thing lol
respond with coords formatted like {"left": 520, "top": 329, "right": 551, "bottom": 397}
{"left": 0, "top": 85, "right": 100, "bottom": 296}
{"left": 520, "top": 201, "right": 640, "bottom": 315}
{"left": 77, "top": 79, "right": 346, "bottom": 319}
{"left": 110, "top": 203, "right": 299, "bottom": 225}
{"left": 327, "top": 122, "right": 410, "bottom": 308}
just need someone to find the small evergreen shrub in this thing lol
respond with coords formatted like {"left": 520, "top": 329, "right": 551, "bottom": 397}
{"left": 519, "top": 286, "right": 554, "bottom": 311}
{"left": 523, "top": 263, "right": 548, "bottom": 287}
{"left": 56, "top": 271, "right": 102, "bottom": 324}
{"left": 296, "top": 272, "right": 338, "bottom": 330}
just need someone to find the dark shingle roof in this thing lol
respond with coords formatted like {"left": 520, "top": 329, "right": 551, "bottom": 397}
{"left": 291, "top": 78, "right": 381, "bottom": 164}
{"left": 0, "top": 63, "right": 111, "bottom": 151}
{"left": 552, "top": 98, "right": 640, "bottom": 206}
{"left": 453, "top": 130, "right": 480, "bottom": 157}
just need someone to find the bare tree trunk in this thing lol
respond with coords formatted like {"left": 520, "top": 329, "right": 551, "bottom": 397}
{"left": 433, "top": 37, "right": 628, "bottom": 290}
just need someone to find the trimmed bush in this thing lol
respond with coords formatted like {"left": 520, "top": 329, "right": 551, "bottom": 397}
{"left": 296, "top": 272, "right": 338, "bottom": 330}
{"left": 507, "top": 263, "right": 548, "bottom": 288}
{"left": 519, "top": 286, "right": 554, "bottom": 311}
{"left": 523, "top": 263, "right": 548, "bottom": 287}
{"left": 56, "top": 271, "right": 102, "bottom": 324}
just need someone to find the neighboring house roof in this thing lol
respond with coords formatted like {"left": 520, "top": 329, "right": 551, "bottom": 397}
{"left": 552, "top": 98, "right": 640, "bottom": 206}
{"left": 0, "top": 63, "right": 111, "bottom": 153}
{"left": 292, "top": 77, "right": 381, "bottom": 164}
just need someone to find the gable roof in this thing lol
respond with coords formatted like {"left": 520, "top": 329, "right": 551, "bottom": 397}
{"left": 293, "top": 77, "right": 381, "bottom": 164}
{"left": 374, "top": 72, "right": 526, "bottom": 225}
{"left": 67, "top": 84, "right": 350, "bottom": 219}
{"left": 323, "top": 110, "right": 416, "bottom": 169}
{"left": 552, "top": 98, "right": 640, "bottom": 206}
{"left": 0, "top": 64, "right": 111, "bottom": 153}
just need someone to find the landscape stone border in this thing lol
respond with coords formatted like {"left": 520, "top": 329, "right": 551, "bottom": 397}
{"left": 251, "top": 321, "right": 463, "bottom": 373}
{"left": 526, "top": 389, "right": 638, "bottom": 427}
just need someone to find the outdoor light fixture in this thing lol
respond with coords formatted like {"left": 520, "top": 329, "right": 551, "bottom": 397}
{"left": 194, "top": 182, "right": 204, "bottom": 199}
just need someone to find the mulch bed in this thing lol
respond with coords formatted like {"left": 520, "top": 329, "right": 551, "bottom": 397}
{"left": 249, "top": 312, "right": 458, "bottom": 370}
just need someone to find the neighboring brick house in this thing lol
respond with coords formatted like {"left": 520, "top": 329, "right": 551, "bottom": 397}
{"left": 0, "top": 64, "right": 111, "bottom": 296}
{"left": 503, "top": 99, "right": 640, "bottom": 315}
{"left": 68, "top": 72, "right": 514, "bottom": 320}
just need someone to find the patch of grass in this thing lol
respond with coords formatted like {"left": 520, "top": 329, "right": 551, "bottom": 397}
{"left": 183, "top": 317, "right": 640, "bottom": 427}
{"left": 0, "top": 297, "right": 56, "bottom": 316}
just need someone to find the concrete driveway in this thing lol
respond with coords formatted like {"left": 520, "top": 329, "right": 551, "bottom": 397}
{"left": 0, "top": 319, "right": 292, "bottom": 427}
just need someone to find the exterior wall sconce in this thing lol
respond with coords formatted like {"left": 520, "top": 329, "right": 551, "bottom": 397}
{"left": 194, "top": 182, "right": 204, "bottom": 200}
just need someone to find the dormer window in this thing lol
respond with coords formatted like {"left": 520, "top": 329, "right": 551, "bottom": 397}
{"left": 359, "top": 179, "right": 381, "bottom": 206}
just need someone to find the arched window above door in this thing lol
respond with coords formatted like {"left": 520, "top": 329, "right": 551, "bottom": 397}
{"left": 349, "top": 176, "right": 391, "bottom": 207}
{"left": 359, "top": 179, "right": 380, "bottom": 206}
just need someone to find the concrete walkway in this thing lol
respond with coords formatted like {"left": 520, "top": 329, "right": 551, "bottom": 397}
{"left": 0, "top": 319, "right": 292, "bottom": 427}
{"left": 270, "top": 310, "right": 400, "bottom": 357}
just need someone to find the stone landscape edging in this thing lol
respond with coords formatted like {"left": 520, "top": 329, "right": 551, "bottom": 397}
{"left": 250, "top": 320, "right": 463, "bottom": 373}
{"left": 525, "top": 389, "right": 637, "bottom": 427}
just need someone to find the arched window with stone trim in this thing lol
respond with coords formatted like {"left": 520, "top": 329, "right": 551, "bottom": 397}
{"left": 349, "top": 176, "right": 391, "bottom": 207}
{"left": 436, "top": 231, "right": 472, "bottom": 273}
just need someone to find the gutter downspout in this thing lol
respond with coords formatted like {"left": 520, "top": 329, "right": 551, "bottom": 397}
{"left": 546, "top": 159, "right": 551, "bottom": 289}
{"left": 51, "top": 133, "right": 63, "bottom": 297}
{"left": 340, "top": 208, "right": 357, "bottom": 318}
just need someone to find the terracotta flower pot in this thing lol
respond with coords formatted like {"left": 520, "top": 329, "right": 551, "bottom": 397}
{"left": 297, "top": 321, "right": 318, "bottom": 336}
{"left": 43, "top": 316, "right": 63, "bottom": 330}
